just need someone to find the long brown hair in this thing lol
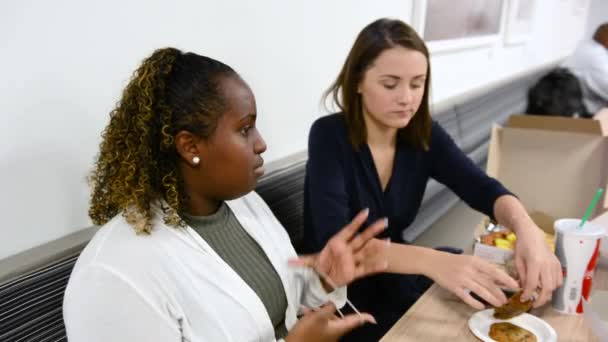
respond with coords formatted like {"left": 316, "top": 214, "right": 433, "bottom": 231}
{"left": 324, "top": 18, "right": 432, "bottom": 150}
{"left": 89, "top": 48, "right": 236, "bottom": 233}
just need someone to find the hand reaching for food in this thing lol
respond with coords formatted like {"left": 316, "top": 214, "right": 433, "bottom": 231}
{"left": 427, "top": 253, "right": 519, "bottom": 310}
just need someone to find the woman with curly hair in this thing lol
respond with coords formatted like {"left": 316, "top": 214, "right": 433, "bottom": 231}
{"left": 63, "top": 48, "right": 388, "bottom": 342}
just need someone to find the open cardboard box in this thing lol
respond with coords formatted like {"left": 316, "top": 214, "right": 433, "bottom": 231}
{"left": 473, "top": 114, "right": 608, "bottom": 264}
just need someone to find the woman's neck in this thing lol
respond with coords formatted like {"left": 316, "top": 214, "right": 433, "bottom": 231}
{"left": 179, "top": 168, "right": 222, "bottom": 216}
{"left": 186, "top": 195, "right": 222, "bottom": 216}
{"left": 363, "top": 110, "right": 397, "bottom": 149}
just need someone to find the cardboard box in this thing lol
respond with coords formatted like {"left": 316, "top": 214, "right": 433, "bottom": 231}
{"left": 473, "top": 114, "right": 608, "bottom": 264}
{"left": 594, "top": 107, "right": 608, "bottom": 122}
{"left": 488, "top": 115, "right": 608, "bottom": 218}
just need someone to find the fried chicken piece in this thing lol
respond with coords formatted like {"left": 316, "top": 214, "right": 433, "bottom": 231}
{"left": 493, "top": 291, "right": 533, "bottom": 319}
{"left": 489, "top": 322, "right": 537, "bottom": 342}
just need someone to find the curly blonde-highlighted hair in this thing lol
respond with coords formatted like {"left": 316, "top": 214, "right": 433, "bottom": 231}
{"left": 89, "top": 47, "right": 236, "bottom": 233}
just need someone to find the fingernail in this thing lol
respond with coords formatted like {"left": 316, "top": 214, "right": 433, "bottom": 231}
{"left": 366, "top": 315, "right": 377, "bottom": 325}
{"left": 363, "top": 208, "right": 370, "bottom": 215}
{"left": 383, "top": 218, "right": 389, "bottom": 227}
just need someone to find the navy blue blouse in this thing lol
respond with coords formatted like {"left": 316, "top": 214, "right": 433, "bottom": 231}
{"left": 302, "top": 113, "right": 512, "bottom": 340}
{"left": 304, "top": 113, "right": 511, "bottom": 249}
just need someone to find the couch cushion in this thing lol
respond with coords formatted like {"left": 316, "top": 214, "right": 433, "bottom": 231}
{"left": 255, "top": 153, "right": 307, "bottom": 252}
{"left": 0, "top": 253, "right": 78, "bottom": 342}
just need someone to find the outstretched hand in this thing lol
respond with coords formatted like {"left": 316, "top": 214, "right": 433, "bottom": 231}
{"left": 289, "top": 209, "right": 390, "bottom": 289}
{"left": 514, "top": 225, "right": 563, "bottom": 307}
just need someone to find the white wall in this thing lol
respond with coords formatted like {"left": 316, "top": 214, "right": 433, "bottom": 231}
{"left": 429, "top": 0, "right": 590, "bottom": 102}
{"left": 0, "top": 0, "right": 413, "bottom": 259}
{"left": 584, "top": 0, "right": 608, "bottom": 37}
{"left": 0, "top": 0, "right": 592, "bottom": 259}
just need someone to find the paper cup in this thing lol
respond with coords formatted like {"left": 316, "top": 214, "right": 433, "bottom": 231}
{"left": 552, "top": 219, "right": 605, "bottom": 314}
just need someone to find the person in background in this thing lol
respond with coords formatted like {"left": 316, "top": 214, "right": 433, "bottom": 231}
{"left": 303, "top": 18, "right": 562, "bottom": 341}
{"left": 525, "top": 67, "right": 591, "bottom": 118}
{"left": 63, "top": 47, "right": 391, "bottom": 342}
{"left": 563, "top": 23, "right": 608, "bottom": 115}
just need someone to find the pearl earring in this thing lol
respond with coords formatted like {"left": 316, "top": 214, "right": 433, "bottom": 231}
{"left": 192, "top": 156, "right": 200, "bottom": 165}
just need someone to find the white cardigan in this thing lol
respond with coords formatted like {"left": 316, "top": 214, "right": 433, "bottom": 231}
{"left": 63, "top": 192, "right": 346, "bottom": 342}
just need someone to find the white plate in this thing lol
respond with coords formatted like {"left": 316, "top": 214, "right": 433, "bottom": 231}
{"left": 468, "top": 309, "right": 557, "bottom": 342}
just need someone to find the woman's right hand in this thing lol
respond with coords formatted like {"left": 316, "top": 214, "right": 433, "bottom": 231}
{"left": 284, "top": 303, "right": 375, "bottom": 342}
{"left": 427, "top": 252, "right": 519, "bottom": 309}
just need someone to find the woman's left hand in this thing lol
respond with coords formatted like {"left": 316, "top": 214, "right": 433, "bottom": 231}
{"left": 289, "top": 209, "right": 389, "bottom": 289}
{"left": 514, "top": 224, "right": 563, "bottom": 307}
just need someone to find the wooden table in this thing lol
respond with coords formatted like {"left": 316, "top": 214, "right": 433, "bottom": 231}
{"left": 381, "top": 212, "right": 608, "bottom": 341}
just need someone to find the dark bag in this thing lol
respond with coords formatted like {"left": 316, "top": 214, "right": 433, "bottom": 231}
{"left": 525, "top": 68, "right": 592, "bottom": 118}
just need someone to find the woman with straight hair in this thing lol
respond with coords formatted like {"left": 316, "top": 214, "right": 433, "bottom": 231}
{"left": 303, "top": 18, "right": 562, "bottom": 341}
